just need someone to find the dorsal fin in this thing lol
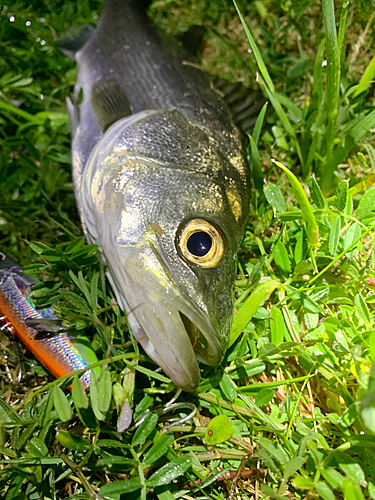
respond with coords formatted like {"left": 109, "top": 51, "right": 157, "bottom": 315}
{"left": 211, "top": 77, "right": 266, "bottom": 134}
{"left": 58, "top": 25, "right": 94, "bottom": 59}
{"left": 91, "top": 78, "right": 132, "bottom": 132}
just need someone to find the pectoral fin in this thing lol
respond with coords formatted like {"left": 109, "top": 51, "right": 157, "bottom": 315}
{"left": 91, "top": 78, "right": 132, "bottom": 132}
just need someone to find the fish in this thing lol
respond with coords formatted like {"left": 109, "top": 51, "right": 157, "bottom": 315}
{"left": 63, "top": 0, "right": 251, "bottom": 391}
{"left": 0, "top": 252, "right": 91, "bottom": 389}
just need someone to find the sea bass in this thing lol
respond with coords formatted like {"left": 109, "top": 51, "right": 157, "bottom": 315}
{"left": 65, "top": 0, "right": 250, "bottom": 391}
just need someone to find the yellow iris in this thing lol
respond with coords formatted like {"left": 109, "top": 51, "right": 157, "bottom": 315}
{"left": 178, "top": 219, "right": 225, "bottom": 268}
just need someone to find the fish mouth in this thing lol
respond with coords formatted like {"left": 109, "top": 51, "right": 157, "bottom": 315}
{"left": 105, "top": 255, "right": 224, "bottom": 392}
{"left": 125, "top": 294, "right": 223, "bottom": 392}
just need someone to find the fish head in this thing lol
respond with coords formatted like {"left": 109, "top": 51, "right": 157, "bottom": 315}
{"left": 82, "top": 109, "right": 250, "bottom": 391}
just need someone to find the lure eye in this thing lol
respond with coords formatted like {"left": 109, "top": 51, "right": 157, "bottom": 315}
{"left": 178, "top": 219, "right": 224, "bottom": 268}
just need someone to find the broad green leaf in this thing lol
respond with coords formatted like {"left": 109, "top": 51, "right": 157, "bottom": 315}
{"left": 131, "top": 412, "right": 158, "bottom": 447}
{"left": 29, "top": 241, "right": 51, "bottom": 254}
{"left": 273, "top": 240, "right": 291, "bottom": 275}
{"left": 356, "top": 188, "right": 375, "bottom": 221}
{"left": 264, "top": 183, "right": 287, "bottom": 213}
{"left": 273, "top": 160, "right": 319, "bottom": 247}
{"left": 61, "top": 290, "right": 91, "bottom": 315}
{"left": 258, "top": 437, "right": 289, "bottom": 465}
{"left": 56, "top": 430, "right": 92, "bottom": 451}
{"left": 315, "top": 482, "right": 335, "bottom": 500}
{"left": 98, "top": 369, "right": 112, "bottom": 413}
{"left": 133, "top": 395, "right": 154, "bottom": 421}
{"left": 255, "top": 388, "right": 274, "bottom": 407}
{"left": 343, "top": 480, "right": 365, "bottom": 500}
{"left": 361, "top": 407, "right": 375, "bottom": 434}
{"left": 270, "top": 306, "right": 285, "bottom": 346}
{"left": 294, "top": 260, "right": 313, "bottom": 275}
{"left": 72, "top": 375, "right": 89, "bottom": 409}
{"left": 72, "top": 336, "right": 101, "bottom": 378}
{"left": 283, "top": 456, "right": 307, "bottom": 480}
{"left": 90, "top": 371, "right": 105, "bottom": 421}
{"left": 321, "top": 468, "right": 345, "bottom": 489}
{"left": 77, "top": 407, "right": 98, "bottom": 431}
{"left": 338, "top": 460, "right": 365, "bottom": 485}
{"left": 369, "top": 481, "right": 375, "bottom": 499}
{"left": 5, "top": 476, "right": 24, "bottom": 500}
{"left": 205, "top": 415, "right": 234, "bottom": 445}
{"left": 354, "top": 294, "right": 371, "bottom": 325}
{"left": 25, "top": 438, "right": 48, "bottom": 458}
{"left": 156, "top": 491, "right": 175, "bottom": 500}
{"left": 308, "top": 175, "right": 325, "bottom": 209}
{"left": 335, "top": 180, "right": 348, "bottom": 212}
{"left": 328, "top": 217, "right": 341, "bottom": 256}
{"left": 219, "top": 372, "right": 237, "bottom": 402}
{"left": 340, "top": 404, "right": 358, "bottom": 427}
{"left": 144, "top": 434, "right": 175, "bottom": 466}
{"left": 99, "top": 479, "right": 141, "bottom": 499}
{"left": 229, "top": 280, "right": 280, "bottom": 347}
{"left": 53, "top": 386, "right": 72, "bottom": 423}
{"left": 344, "top": 223, "right": 361, "bottom": 257}
{"left": 293, "top": 475, "right": 314, "bottom": 489}
{"left": 148, "top": 456, "right": 192, "bottom": 487}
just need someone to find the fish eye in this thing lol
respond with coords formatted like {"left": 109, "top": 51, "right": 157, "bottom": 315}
{"left": 178, "top": 219, "right": 224, "bottom": 268}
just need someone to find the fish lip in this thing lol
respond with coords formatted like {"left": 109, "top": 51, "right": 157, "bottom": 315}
{"left": 126, "top": 296, "right": 224, "bottom": 392}
{"left": 105, "top": 262, "right": 224, "bottom": 392}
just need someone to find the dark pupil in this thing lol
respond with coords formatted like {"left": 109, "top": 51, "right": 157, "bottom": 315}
{"left": 187, "top": 231, "right": 212, "bottom": 257}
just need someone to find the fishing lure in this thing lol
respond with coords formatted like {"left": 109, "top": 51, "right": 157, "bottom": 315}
{"left": 0, "top": 252, "right": 90, "bottom": 389}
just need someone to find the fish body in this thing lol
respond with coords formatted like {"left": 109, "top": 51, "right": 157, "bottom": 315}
{"left": 0, "top": 256, "right": 90, "bottom": 389}
{"left": 68, "top": 0, "right": 250, "bottom": 391}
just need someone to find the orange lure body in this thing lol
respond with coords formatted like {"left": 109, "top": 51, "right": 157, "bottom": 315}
{"left": 0, "top": 260, "right": 90, "bottom": 389}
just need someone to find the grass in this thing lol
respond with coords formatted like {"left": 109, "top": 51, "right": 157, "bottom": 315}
{"left": 1, "top": 0, "right": 375, "bottom": 499}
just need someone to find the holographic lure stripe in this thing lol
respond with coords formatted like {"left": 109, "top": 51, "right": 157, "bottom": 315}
{"left": 0, "top": 269, "right": 90, "bottom": 389}
{"left": 45, "top": 334, "right": 91, "bottom": 388}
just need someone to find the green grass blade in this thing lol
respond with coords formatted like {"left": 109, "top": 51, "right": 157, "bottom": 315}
{"left": 337, "top": 1, "right": 350, "bottom": 63}
{"left": 253, "top": 101, "right": 268, "bottom": 145}
{"left": 233, "top": 0, "right": 275, "bottom": 93}
{"left": 326, "top": 109, "right": 375, "bottom": 173}
{"left": 229, "top": 279, "right": 280, "bottom": 347}
{"left": 321, "top": 0, "right": 341, "bottom": 192}
{"left": 273, "top": 160, "right": 319, "bottom": 247}
{"left": 313, "top": 38, "right": 326, "bottom": 102}
{"left": 259, "top": 75, "right": 303, "bottom": 163}
{"left": 248, "top": 135, "right": 263, "bottom": 190}
{"left": 233, "top": 0, "right": 303, "bottom": 164}
{"left": 353, "top": 54, "right": 375, "bottom": 97}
